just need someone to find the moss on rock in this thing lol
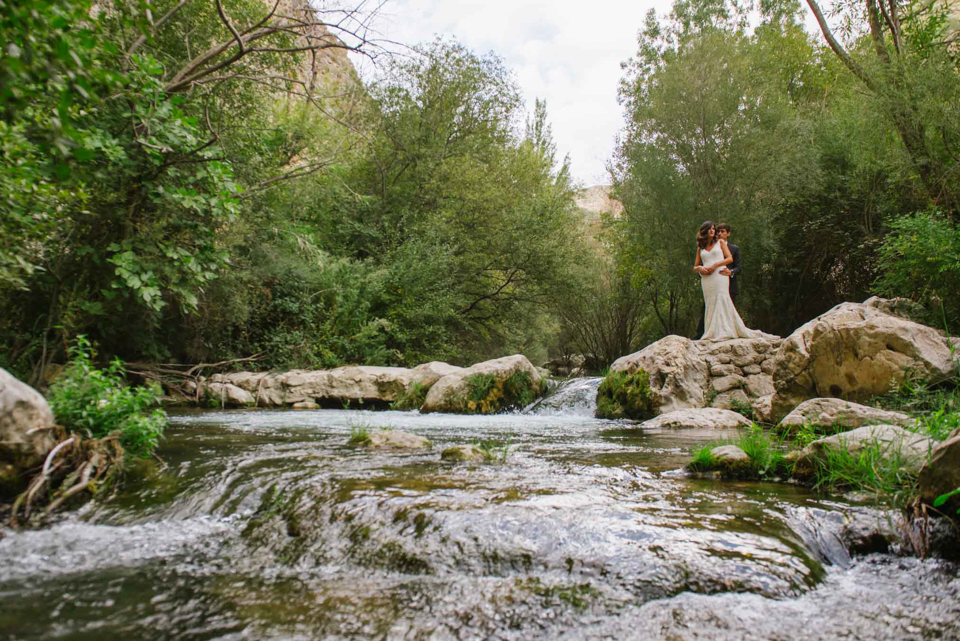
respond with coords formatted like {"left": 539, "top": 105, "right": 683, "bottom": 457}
{"left": 595, "top": 369, "right": 655, "bottom": 420}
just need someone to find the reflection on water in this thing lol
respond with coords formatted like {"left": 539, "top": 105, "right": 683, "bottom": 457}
{"left": 1, "top": 401, "right": 958, "bottom": 639}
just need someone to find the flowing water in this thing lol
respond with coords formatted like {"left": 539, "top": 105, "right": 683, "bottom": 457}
{"left": 2, "top": 379, "right": 958, "bottom": 640}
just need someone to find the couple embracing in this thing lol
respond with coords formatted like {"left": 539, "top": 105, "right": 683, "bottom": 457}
{"left": 693, "top": 221, "right": 759, "bottom": 341}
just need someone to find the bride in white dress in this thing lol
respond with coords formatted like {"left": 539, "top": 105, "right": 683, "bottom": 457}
{"left": 693, "top": 221, "right": 758, "bottom": 341}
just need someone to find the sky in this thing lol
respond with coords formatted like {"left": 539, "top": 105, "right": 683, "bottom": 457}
{"left": 350, "top": 0, "right": 676, "bottom": 187}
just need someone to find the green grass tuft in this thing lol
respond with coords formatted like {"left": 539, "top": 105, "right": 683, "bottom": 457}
{"left": 687, "top": 446, "right": 716, "bottom": 472}
{"left": 393, "top": 382, "right": 429, "bottom": 411}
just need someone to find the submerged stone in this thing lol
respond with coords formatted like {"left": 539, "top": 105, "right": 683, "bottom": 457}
{"left": 441, "top": 445, "right": 490, "bottom": 462}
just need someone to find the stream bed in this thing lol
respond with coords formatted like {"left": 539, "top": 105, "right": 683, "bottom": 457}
{"left": 1, "top": 380, "right": 958, "bottom": 639}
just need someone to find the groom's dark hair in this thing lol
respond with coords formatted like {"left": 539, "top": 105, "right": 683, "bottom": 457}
{"left": 717, "top": 223, "right": 731, "bottom": 233}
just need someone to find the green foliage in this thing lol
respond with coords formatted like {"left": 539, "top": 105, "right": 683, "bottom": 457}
{"left": 933, "top": 488, "right": 960, "bottom": 515}
{"left": 595, "top": 369, "right": 655, "bottom": 420}
{"left": 869, "top": 372, "right": 960, "bottom": 440}
{"left": 347, "top": 424, "right": 372, "bottom": 446}
{"left": 729, "top": 398, "right": 754, "bottom": 421}
{"left": 736, "top": 424, "right": 791, "bottom": 479}
{"left": 47, "top": 336, "right": 167, "bottom": 458}
{"left": 688, "top": 446, "right": 716, "bottom": 472}
{"left": 393, "top": 382, "right": 429, "bottom": 411}
{"left": 808, "top": 439, "right": 919, "bottom": 507}
{"left": 502, "top": 371, "right": 537, "bottom": 409}
{"left": 457, "top": 370, "right": 541, "bottom": 414}
{"left": 873, "top": 210, "right": 960, "bottom": 332}
{"left": 470, "top": 439, "right": 511, "bottom": 464}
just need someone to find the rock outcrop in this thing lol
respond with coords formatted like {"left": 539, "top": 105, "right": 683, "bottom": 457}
{"left": 201, "top": 365, "right": 434, "bottom": 408}
{"left": 421, "top": 355, "right": 543, "bottom": 414}
{"left": 0, "top": 369, "right": 59, "bottom": 492}
{"left": 769, "top": 300, "right": 957, "bottom": 420}
{"left": 778, "top": 398, "right": 914, "bottom": 431}
{"left": 602, "top": 334, "right": 781, "bottom": 418}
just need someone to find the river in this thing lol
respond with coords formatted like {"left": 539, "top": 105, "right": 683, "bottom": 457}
{"left": 1, "top": 379, "right": 957, "bottom": 639}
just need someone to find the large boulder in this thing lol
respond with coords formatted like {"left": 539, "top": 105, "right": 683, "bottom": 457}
{"left": 793, "top": 424, "right": 934, "bottom": 478}
{"left": 770, "top": 300, "right": 957, "bottom": 421}
{"left": 607, "top": 336, "right": 708, "bottom": 414}
{"left": 918, "top": 428, "right": 960, "bottom": 508}
{"left": 421, "top": 355, "right": 543, "bottom": 414}
{"left": 598, "top": 334, "right": 781, "bottom": 419}
{"left": 0, "top": 369, "right": 59, "bottom": 491}
{"left": 639, "top": 408, "right": 752, "bottom": 430}
{"left": 410, "top": 362, "right": 464, "bottom": 388}
{"left": 779, "top": 398, "right": 914, "bottom": 431}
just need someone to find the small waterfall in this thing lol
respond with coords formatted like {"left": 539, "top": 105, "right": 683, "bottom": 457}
{"left": 525, "top": 376, "right": 602, "bottom": 416}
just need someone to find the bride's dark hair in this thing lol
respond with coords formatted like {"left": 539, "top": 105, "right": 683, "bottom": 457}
{"left": 697, "top": 220, "right": 716, "bottom": 250}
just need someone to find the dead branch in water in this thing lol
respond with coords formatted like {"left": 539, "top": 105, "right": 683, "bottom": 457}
{"left": 8, "top": 432, "right": 124, "bottom": 528}
{"left": 125, "top": 353, "right": 263, "bottom": 397}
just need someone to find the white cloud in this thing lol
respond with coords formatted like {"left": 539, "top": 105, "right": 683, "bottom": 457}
{"left": 350, "top": 0, "right": 676, "bottom": 187}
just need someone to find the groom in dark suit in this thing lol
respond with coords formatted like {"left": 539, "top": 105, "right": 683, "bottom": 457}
{"left": 716, "top": 223, "right": 741, "bottom": 302}
{"left": 696, "top": 222, "right": 741, "bottom": 338}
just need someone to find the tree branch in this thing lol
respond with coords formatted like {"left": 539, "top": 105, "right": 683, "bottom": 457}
{"left": 127, "top": 0, "right": 188, "bottom": 57}
{"left": 804, "top": 0, "right": 876, "bottom": 91}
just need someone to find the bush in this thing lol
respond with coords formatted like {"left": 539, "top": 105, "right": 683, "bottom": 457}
{"left": 47, "top": 337, "right": 167, "bottom": 458}
{"left": 595, "top": 369, "right": 655, "bottom": 420}
{"left": 873, "top": 210, "right": 960, "bottom": 332}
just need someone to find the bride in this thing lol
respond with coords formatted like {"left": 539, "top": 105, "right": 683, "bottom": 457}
{"left": 693, "top": 220, "right": 758, "bottom": 341}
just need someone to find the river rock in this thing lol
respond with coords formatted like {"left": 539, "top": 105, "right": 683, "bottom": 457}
{"left": 603, "top": 334, "right": 781, "bottom": 417}
{"left": 641, "top": 408, "right": 751, "bottom": 430}
{"left": 441, "top": 444, "right": 490, "bottom": 462}
{"left": 708, "top": 445, "right": 752, "bottom": 477}
{"left": 608, "top": 336, "right": 708, "bottom": 414}
{"left": 410, "top": 362, "right": 464, "bottom": 388}
{"left": 359, "top": 430, "right": 431, "bottom": 450}
{"left": 793, "top": 424, "right": 934, "bottom": 478}
{"left": 421, "top": 355, "right": 543, "bottom": 414}
{"left": 0, "top": 368, "right": 59, "bottom": 475}
{"left": 770, "top": 299, "right": 958, "bottom": 421}
{"left": 204, "top": 382, "right": 254, "bottom": 407}
{"left": 918, "top": 428, "right": 960, "bottom": 508}
{"left": 779, "top": 399, "right": 914, "bottom": 431}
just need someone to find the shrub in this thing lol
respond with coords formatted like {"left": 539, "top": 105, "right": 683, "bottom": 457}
{"left": 595, "top": 369, "right": 655, "bottom": 420}
{"left": 47, "top": 336, "right": 167, "bottom": 458}
{"left": 873, "top": 209, "right": 960, "bottom": 332}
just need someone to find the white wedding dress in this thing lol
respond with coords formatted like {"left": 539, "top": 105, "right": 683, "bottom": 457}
{"left": 699, "top": 241, "right": 758, "bottom": 341}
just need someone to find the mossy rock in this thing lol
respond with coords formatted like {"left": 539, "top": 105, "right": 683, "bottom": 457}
{"left": 595, "top": 369, "right": 655, "bottom": 420}
{"left": 421, "top": 355, "right": 544, "bottom": 414}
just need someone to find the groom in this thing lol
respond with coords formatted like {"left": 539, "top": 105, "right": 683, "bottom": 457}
{"left": 716, "top": 223, "right": 741, "bottom": 302}
{"left": 696, "top": 222, "right": 741, "bottom": 338}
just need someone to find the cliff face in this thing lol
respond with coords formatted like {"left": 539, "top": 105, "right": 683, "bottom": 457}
{"left": 575, "top": 185, "right": 622, "bottom": 219}
{"left": 273, "top": 0, "right": 363, "bottom": 98}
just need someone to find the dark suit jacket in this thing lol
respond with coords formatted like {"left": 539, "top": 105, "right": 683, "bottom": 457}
{"left": 727, "top": 243, "right": 741, "bottom": 297}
